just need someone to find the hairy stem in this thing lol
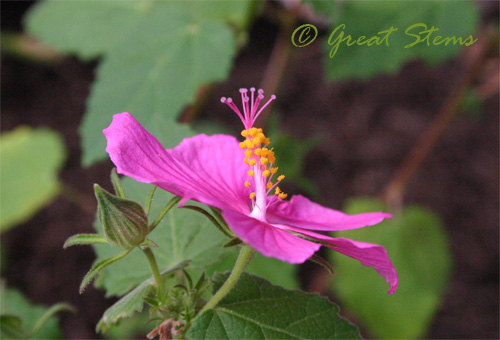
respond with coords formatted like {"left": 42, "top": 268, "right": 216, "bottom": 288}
{"left": 142, "top": 247, "right": 164, "bottom": 295}
{"left": 198, "top": 245, "right": 255, "bottom": 314}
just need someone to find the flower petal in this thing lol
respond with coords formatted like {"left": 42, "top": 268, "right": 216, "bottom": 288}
{"left": 280, "top": 225, "right": 398, "bottom": 294}
{"left": 267, "top": 195, "right": 391, "bottom": 231}
{"left": 104, "top": 112, "right": 250, "bottom": 213}
{"left": 222, "top": 209, "right": 321, "bottom": 264}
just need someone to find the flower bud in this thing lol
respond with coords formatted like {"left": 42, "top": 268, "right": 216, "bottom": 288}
{"left": 94, "top": 184, "right": 148, "bottom": 248}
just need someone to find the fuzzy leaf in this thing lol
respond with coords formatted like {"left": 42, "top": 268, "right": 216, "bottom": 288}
{"left": 93, "top": 178, "right": 230, "bottom": 296}
{"left": 80, "top": 249, "right": 132, "bottom": 293}
{"left": 331, "top": 198, "right": 452, "bottom": 339}
{"left": 63, "top": 234, "right": 108, "bottom": 248}
{"left": 188, "top": 272, "right": 361, "bottom": 339}
{"left": 0, "top": 127, "right": 65, "bottom": 231}
{"left": 96, "top": 260, "right": 189, "bottom": 334}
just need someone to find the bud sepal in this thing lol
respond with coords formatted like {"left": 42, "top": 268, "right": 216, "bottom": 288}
{"left": 94, "top": 184, "right": 149, "bottom": 248}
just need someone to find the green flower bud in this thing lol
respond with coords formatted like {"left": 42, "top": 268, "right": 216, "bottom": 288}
{"left": 94, "top": 184, "right": 149, "bottom": 248}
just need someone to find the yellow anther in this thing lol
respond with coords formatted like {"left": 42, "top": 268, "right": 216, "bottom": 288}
{"left": 257, "top": 128, "right": 263, "bottom": 134}
{"left": 249, "top": 127, "right": 259, "bottom": 136}
{"left": 250, "top": 192, "right": 256, "bottom": 199}
{"left": 244, "top": 139, "right": 254, "bottom": 149}
{"left": 249, "top": 159, "right": 257, "bottom": 166}
{"left": 263, "top": 170, "right": 270, "bottom": 178}
{"left": 278, "top": 175, "right": 285, "bottom": 181}
{"left": 266, "top": 181, "right": 273, "bottom": 189}
{"left": 264, "top": 139, "right": 271, "bottom": 145}
{"left": 253, "top": 137, "right": 262, "bottom": 144}
{"left": 244, "top": 181, "right": 251, "bottom": 188}
{"left": 275, "top": 187, "right": 281, "bottom": 195}
{"left": 260, "top": 157, "right": 268, "bottom": 165}
{"left": 261, "top": 148, "right": 268, "bottom": 157}
{"left": 257, "top": 133, "right": 266, "bottom": 140}
{"left": 244, "top": 158, "right": 249, "bottom": 165}
{"left": 248, "top": 170, "right": 255, "bottom": 177}
{"left": 245, "top": 149, "right": 253, "bottom": 158}
{"left": 239, "top": 142, "right": 246, "bottom": 149}
{"left": 241, "top": 130, "right": 249, "bottom": 137}
{"left": 269, "top": 155, "right": 276, "bottom": 163}
{"left": 254, "top": 148, "right": 262, "bottom": 156}
{"left": 271, "top": 167, "right": 278, "bottom": 174}
{"left": 279, "top": 193, "right": 288, "bottom": 199}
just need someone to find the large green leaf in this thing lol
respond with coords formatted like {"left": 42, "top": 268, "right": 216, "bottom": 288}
{"left": 80, "top": 2, "right": 235, "bottom": 165}
{"left": 24, "top": 1, "right": 251, "bottom": 59}
{"left": 311, "top": 1, "right": 478, "bottom": 80}
{"left": 0, "top": 286, "right": 63, "bottom": 339}
{"left": 24, "top": 1, "right": 247, "bottom": 166}
{"left": 93, "top": 178, "right": 230, "bottom": 296}
{"left": 330, "top": 198, "right": 452, "bottom": 339}
{"left": 0, "top": 127, "right": 65, "bottom": 231}
{"left": 24, "top": 1, "right": 151, "bottom": 60}
{"left": 188, "top": 272, "right": 361, "bottom": 339}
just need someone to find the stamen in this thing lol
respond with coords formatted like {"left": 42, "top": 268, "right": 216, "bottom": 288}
{"left": 248, "top": 170, "right": 255, "bottom": 177}
{"left": 245, "top": 181, "right": 251, "bottom": 187}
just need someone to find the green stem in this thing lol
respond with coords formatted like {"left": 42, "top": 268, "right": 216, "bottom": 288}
{"left": 199, "top": 245, "right": 255, "bottom": 314}
{"left": 149, "top": 196, "right": 181, "bottom": 232}
{"left": 142, "top": 248, "right": 164, "bottom": 295}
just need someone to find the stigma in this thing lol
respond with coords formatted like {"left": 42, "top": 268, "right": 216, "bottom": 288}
{"left": 221, "top": 88, "right": 286, "bottom": 221}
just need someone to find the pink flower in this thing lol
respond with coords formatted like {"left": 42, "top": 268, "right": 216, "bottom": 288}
{"left": 103, "top": 88, "right": 398, "bottom": 294}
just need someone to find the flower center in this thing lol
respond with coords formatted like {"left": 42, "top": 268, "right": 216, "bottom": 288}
{"left": 221, "top": 88, "right": 287, "bottom": 221}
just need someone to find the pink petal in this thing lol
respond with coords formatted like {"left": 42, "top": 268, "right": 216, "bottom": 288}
{"left": 267, "top": 195, "right": 391, "bottom": 231}
{"left": 280, "top": 225, "right": 398, "bottom": 294}
{"left": 104, "top": 112, "right": 250, "bottom": 213}
{"left": 222, "top": 210, "right": 321, "bottom": 264}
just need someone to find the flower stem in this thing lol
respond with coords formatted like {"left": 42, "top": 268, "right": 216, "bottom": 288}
{"left": 142, "top": 247, "right": 164, "bottom": 295}
{"left": 199, "top": 245, "right": 255, "bottom": 314}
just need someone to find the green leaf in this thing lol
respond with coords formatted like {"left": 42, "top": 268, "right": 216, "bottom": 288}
{"left": 0, "top": 127, "right": 65, "bottom": 231}
{"left": 330, "top": 198, "right": 453, "bottom": 339}
{"left": 97, "top": 276, "right": 151, "bottom": 334}
{"left": 80, "top": 3, "right": 235, "bottom": 165}
{"left": 0, "top": 286, "right": 63, "bottom": 339}
{"left": 24, "top": 1, "right": 251, "bottom": 59}
{"left": 63, "top": 234, "right": 108, "bottom": 248}
{"left": 0, "top": 315, "right": 24, "bottom": 339}
{"left": 312, "top": 1, "right": 479, "bottom": 81}
{"left": 96, "top": 260, "right": 189, "bottom": 333}
{"left": 25, "top": 1, "right": 246, "bottom": 166}
{"left": 93, "top": 178, "right": 230, "bottom": 297}
{"left": 188, "top": 272, "right": 361, "bottom": 339}
{"left": 80, "top": 248, "right": 132, "bottom": 293}
{"left": 24, "top": 1, "right": 152, "bottom": 59}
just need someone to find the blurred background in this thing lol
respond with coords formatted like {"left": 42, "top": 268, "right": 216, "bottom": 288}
{"left": 1, "top": 1, "right": 498, "bottom": 339}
